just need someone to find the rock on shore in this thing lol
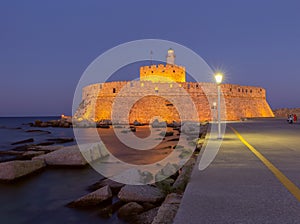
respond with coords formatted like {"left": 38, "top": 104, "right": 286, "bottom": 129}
{"left": 152, "top": 193, "right": 182, "bottom": 224}
{"left": 117, "top": 202, "right": 144, "bottom": 219}
{"left": 33, "top": 145, "right": 87, "bottom": 166}
{"left": 132, "top": 207, "right": 159, "bottom": 224}
{"left": 87, "top": 178, "right": 124, "bottom": 193}
{"left": 11, "top": 138, "right": 34, "bottom": 145}
{"left": 33, "top": 143, "right": 108, "bottom": 166}
{"left": 118, "top": 185, "right": 165, "bottom": 203}
{"left": 172, "top": 157, "right": 196, "bottom": 193}
{"left": 68, "top": 185, "right": 112, "bottom": 207}
{"left": 0, "top": 160, "right": 46, "bottom": 181}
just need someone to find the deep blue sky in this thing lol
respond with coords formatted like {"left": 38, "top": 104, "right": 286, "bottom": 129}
{"left": 1, "top": 0, "right": 300, "bottom": 116}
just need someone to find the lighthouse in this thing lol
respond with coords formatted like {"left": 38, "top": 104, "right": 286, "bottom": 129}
{"left": 166, "top": 48, "right": 175, "bottom": 65}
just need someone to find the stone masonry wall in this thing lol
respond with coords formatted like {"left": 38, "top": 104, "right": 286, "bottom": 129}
{"left": 74, "top": 81, "right": 274, "bottom": 123}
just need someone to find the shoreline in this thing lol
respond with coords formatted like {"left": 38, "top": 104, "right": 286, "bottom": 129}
{"left": 0, "top": 117, "right": 208, "bottom": 223}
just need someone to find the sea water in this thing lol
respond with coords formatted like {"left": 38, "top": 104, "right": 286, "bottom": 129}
{"left": 0, "top": 117, "right": 74, "bottom": 151}
{"left": 0, "top": 117, "right": 122, "bottom": 224}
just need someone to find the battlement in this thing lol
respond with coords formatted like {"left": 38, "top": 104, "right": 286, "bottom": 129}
{"left": 140, "top": 64, "right": 186, "bottom": 83}
{"left": 82, "top": 81, "right": 267, "bottom": 100}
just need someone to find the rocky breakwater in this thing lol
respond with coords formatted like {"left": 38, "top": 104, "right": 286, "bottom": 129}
{"left": 0, "top": 143, "right": 109, "bottom": 182}
{"left": 67, "top": 157, "right": 197, "bottom": 224}
{"left": 67, "top": 122, "right": 208, "bottom": 224}
{"left": 31, "top": 118, "right": 72, "bottom": 128}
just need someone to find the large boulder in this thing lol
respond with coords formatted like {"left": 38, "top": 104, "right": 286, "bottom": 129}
{"left": 98, "top": 200, "right": 125, "bottom": 218}
{"left": 151, "top": 119, "right": 166, "bottom": 128}
{"left": 161, "top": 163, "right": 178, "bottom": 177}
{"left": 172, "top": 157, "right": 195, "bottom": 193}
{"left": 68, "top": 185, "right": 112, "bottom": 207}
{"left": 118, "top": 185, "right": 165, "bottom": 203}
{"left": 0, "top": 160, "right": 46, "bottom": 181}
{"left": 133, "top": 120, "right": 142, "bottom": 126}
{"left": 152, "top": 193, "right": 182, "bottom": 224}
{"left": 117, "top": 202, "right": 144, "bottom": 219}
{"left": 11, "top": 138, "right": 34, "bottom": 145}
{"left": 181, "top": 122, "right": 201, "bottom": 136}
{"left": 25, "top": 129, "right": 51, "bottom": 134}
{"left": 132, "top": 207, "right": 159, "bottom": 224}
{"left": 87, "top": 178, "right": 125, "bottom": 193}
{"left": 32, "top": 145, "right": 64, "bottom": 152}
{"left": 22, "top": 151, "right": 45, "bottom": 158}
{"left": 73, "top": 120, "right": 95, "bottom": 128}
{"left": 33, "top": 143, "right": 108, "bottom": 166}
{"left": 33, "top": 145, "right": 87, "bottom": 166}
{"left": 82, "top": 143, "right": 109, "bottom": 161}
{"left": 46, "top": 138, "right": 74, "bottom": 144}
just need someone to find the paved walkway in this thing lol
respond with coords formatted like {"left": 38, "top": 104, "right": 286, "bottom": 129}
{"left": 174, "top": 119, "right": 300, "bottom": 224}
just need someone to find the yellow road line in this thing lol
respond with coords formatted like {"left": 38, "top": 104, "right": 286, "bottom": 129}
{"left": 230, "top": 126, "right": 300, "bottom": 202}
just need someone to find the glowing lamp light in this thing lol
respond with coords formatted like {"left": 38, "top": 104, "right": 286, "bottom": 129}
{"left": 168, "top": 48, "right": 174, "bottom": 53}
{"left": 214, "top": 73, "right": 223, "bottom": 85}
{"left": 213, "top": 72, "right": 224, "bottom": 139}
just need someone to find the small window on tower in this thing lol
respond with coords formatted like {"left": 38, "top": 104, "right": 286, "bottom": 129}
{"left": 173, "top": 70, "right": 175, "bottom": 73}
{"left": 113, "top": 88, "right": 116, "bottom": 93}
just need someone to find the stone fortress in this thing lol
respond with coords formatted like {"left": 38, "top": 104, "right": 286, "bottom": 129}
{"left": 74, "top": 49, "right": 274, "bottom": 123}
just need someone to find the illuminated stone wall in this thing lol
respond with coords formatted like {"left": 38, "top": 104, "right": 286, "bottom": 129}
{"left": 74, "top": 81, "right": 274, "bottom": 122}
{"left": 140, "top": 64, "right": 186, "bottom": 82}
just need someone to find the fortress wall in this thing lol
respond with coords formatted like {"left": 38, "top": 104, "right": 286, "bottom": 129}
{"left": 128, "top": 96, "right": 181, "bottom": 123}
{"left": 140, "top": 64, "right": 186, "bottom": 82}
{"left": 75, "top": 81, "right": 274, "bottom": 122}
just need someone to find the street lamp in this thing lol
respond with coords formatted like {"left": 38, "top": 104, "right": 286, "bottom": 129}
{"left": 214, "top": 72, "right": 223, "bottom": 139}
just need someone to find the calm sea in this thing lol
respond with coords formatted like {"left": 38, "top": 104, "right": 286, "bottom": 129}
{"left": 0, "top": 117, "right": 122, "bottom": 224}
{"left": 0, "top": 116, "right": 75, "bottom": 151}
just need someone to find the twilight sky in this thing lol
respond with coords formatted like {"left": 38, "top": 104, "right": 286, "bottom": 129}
{"left": 0, "top": 0, "right": 300, "bottom": 116}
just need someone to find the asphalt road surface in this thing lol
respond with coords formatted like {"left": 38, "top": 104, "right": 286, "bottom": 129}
{"left": 174, "top": 118, "right": 300, "bottom": 224}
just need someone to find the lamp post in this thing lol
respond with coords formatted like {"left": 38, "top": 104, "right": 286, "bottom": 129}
{"left": 214, "top": 73, "right": 223, "bottom": 139}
